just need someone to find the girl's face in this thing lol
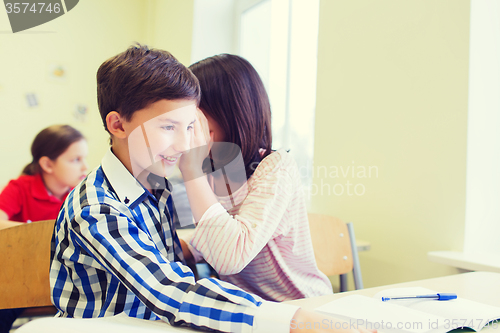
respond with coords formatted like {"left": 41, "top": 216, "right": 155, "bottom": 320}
{"left": 50, "top": 139, "right": 89, "bottom": 188}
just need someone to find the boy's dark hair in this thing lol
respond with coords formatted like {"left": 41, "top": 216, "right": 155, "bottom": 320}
{"left": 22, "top": 125, "right": 85, "bottom": 176}
{"left": 97, "top": 44, "right": 200, "bottom": 133}
{"left": 189, "top": 54, "right": 272, "bottom": 179}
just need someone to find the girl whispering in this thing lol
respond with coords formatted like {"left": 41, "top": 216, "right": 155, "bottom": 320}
{"left": 0, "top": 124, "right": 88, "bottom": 230}
{"left": 179, "top": 54, "right": 333, "bottom": 302}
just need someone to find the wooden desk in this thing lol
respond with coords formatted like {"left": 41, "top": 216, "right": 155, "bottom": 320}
{"left": 17, "top": 272, "right": 498, "bottom": 332}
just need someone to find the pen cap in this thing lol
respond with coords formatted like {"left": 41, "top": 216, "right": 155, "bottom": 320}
{"left": 437, "top": 293, "right": 457, "bottom": 300}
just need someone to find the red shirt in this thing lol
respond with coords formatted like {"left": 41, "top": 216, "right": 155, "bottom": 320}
{"left": 0, "top": 173, "right": 68, "bottom": 223}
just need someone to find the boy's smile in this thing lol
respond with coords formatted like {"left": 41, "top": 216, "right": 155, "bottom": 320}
{"left": 109, "top": 99, "right": 197, "bottom": 190}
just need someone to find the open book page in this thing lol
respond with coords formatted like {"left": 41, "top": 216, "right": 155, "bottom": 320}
{"left": 315, "top": 294, "right": 447, "bottom": 333}
{"left": 373, "top": 287, "right": 500, "bottom": 331}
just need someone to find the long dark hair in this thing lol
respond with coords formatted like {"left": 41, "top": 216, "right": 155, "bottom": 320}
{"left": 22, "top": 125, "right": 85, "bottom": 176}
{"left": 189, "top": 54, "right": 272, "bottom": 179}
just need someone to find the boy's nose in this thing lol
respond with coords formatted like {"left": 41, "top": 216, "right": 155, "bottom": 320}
{"left": 173, "top": 131, "right": 191, "bottom": 152}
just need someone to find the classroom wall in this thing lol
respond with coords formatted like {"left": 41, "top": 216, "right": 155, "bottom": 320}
{"left": 1, "top": 0, "right": 470, "bottom": 289}
{"left": 311, "top": 0, "right": 470, "bottom": 288}
{"left": 0, "top": 0, "right": 194, "bottom": 188}
{"left": 0, "top": 0, "right": 146, "bottom": 186}
{"left": 145, "top": 0, "right": 194, "bottom": 66}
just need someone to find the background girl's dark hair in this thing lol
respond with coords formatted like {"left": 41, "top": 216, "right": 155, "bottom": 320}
{"left": 22, "top": 125, "right": 85, "bottom": 176}
{"left": 189, "top": 54, "right": 272, "bottom": 179}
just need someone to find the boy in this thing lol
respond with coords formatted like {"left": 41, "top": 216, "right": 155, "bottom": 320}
{"left": 50, "top": 44, "right": 370, "bottom": 333}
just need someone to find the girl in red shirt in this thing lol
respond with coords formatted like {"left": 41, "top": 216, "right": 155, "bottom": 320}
{"left": 0, "top": 125, "right": 88, "bottom": 230}
{"left": 0, "top": 124, "right": 88, "bottom": 333}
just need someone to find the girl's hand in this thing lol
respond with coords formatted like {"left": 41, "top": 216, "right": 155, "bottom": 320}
{"left": 194, "top": 108, "right": 212, "bottom": 147}
{"left": 290, "top": 309, "right": 376, "bottom": 333}
{"left": 179, "top": 109, "right": 213, "bottom": 180}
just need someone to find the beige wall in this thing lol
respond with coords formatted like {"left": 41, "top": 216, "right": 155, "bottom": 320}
{"left": 146, "top": 0, "right": 194, "bottom": 66}
{"left": 1, "top": 0, "right": 471, "bottom": 289}
{"left": 312, "top": 0, "right": 470, "bottom": 288}
{"left": 0, "top": 0, "right": 193, "bottom": 187}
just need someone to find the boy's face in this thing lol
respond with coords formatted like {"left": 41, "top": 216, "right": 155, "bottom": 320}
{"left": 124, "top": 99, "right": 197, "bottom": 180}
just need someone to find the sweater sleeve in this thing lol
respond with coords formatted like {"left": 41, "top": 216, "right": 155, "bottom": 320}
{"left": 189, "top": 154, "right": 294, "bottom": 275}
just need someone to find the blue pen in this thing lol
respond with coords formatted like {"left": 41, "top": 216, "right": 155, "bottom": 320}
{"left": 381, "top": 293, "right": 457, "bottom": 302}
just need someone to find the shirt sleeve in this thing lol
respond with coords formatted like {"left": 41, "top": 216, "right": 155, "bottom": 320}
{"left": 66, "top": 202, "right": 291, "bottom": 333}
{"left": 0, "top": 179, "right": 23, "bottom": 219}
{"left": 189, "top": 155, "right": 295, "bottom": 275}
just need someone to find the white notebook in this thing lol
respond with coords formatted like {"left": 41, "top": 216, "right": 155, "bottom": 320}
{"left": 315, "top": 287, "right": 500, "bottom": 333}
{"left": 15, "top": 312, "right": 191, "bottom": 333}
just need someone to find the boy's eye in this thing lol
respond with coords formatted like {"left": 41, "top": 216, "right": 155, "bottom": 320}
{"left": 187, "top": 125, "right": 194, "bottom": 130}
{"left": 162, "top": 125, "right": 174, "bottom": 131}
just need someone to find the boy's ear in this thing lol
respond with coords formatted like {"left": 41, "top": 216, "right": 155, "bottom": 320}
{"left": 106, "top": 111, "right": 127, "bottom": 139}
{"left": 38, "top": 156, "right": 53, "bottom": 174}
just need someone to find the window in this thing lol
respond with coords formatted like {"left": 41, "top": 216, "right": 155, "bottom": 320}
{"left": 464, "top": 0, "right": 500, "bottom": 255}
{"left": 191, "top": 0, "right": 320, "bottom": 203}
{"left": 237, "top": 0, "right": 320, "bottom": 202}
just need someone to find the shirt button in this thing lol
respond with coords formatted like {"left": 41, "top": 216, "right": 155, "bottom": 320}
{"left": 252, "top": 223, "right": 257, "bottom": 228}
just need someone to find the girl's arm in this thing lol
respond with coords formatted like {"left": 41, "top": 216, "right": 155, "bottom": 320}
{"left": 0, "top": 210, "right": 23, "bottom": 230}
{"left": 182, "top": 174, "right": 218, "bottom": 222}
{"left": 179, "top": 111, "right": 294, "bottom": 275}
{"left": 179, "top": 110, "right": 218, "bottom": 222}
{"left": 0, "top": 179, "right": 27, "bottom": 230}
{"left": 188, "top": 159, "right": 293, "bottom": 275}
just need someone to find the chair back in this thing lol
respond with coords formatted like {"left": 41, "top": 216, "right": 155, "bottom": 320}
{"left": 308, "top": 213, "right": 353, "bottom": 276}
{"left": 0, "top": 220, "right": 55, "bottom": 309}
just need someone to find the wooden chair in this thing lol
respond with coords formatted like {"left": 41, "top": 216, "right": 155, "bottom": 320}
{"left": 0, "top": 220, "right": 58, "bottom": 317}
{"left": 308, "top": 213, "right": 364, "bottom": 292}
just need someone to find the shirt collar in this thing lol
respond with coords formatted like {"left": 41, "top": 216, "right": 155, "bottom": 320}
{"left": 101, "top": 148, "right": 149, "bottom": 208}
{"left": 31, "top": 173, "right": 50, "bottom": 200}
{"left": 101, "top": 149, "right": 174, "bottom": 208}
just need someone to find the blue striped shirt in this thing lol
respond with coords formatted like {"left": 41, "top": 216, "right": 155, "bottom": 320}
{"left": 50, "top": 149, "right": 298, "bottom": 333}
